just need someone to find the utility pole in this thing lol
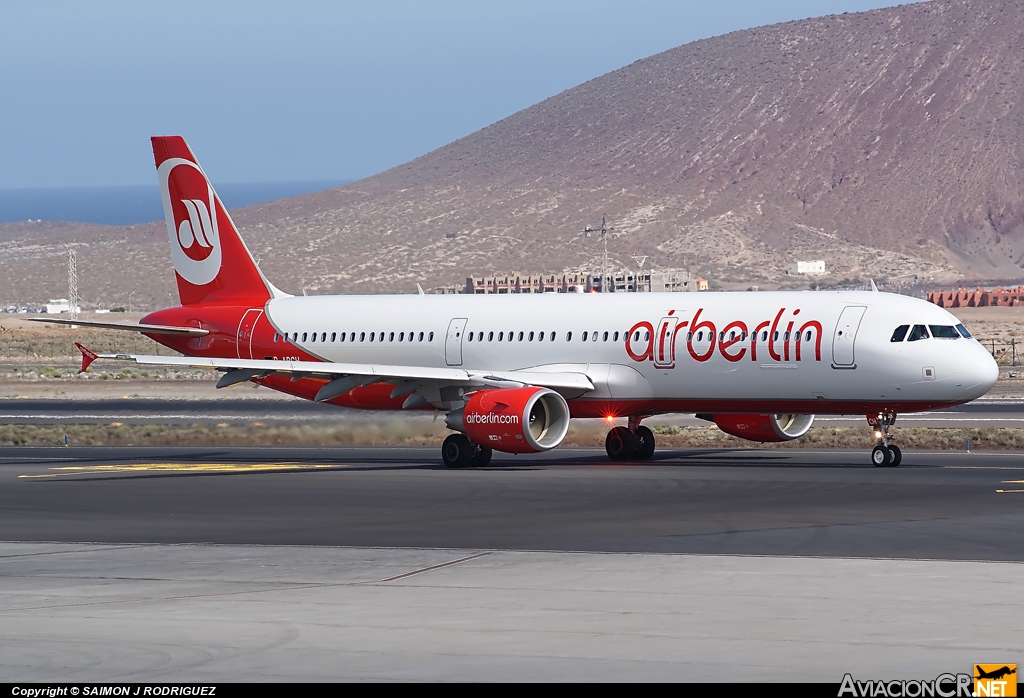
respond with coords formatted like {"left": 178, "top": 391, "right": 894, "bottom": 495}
{"left": 66, "top": 246, "right": 78, "bottom": 321}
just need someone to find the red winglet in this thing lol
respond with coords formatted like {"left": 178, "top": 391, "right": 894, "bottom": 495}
{"left": 75, "top": 342, "right": 99, "bottom": 372}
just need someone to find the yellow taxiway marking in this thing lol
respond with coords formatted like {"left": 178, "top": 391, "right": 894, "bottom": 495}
{"left": 19, "top": 463, "right": 340, "bottom": 478}
{"left": 996, "top": 489, "right": 1024, "bottom": 493}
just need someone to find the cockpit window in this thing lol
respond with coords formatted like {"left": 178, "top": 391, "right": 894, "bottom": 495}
{"left": 890, "top": 325, "right": 909, "bottom": 342}
{"left": 929, "top": 325, "right": 960, "bottom": 339}
{"left": 907, "top": 324, "right": 930, "bottom": 341}
{"left": 955, "top": 323, "right": 972, "bottom": 339}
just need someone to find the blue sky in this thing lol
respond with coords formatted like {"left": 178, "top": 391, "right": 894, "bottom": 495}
{"left": 0, "top": 0, "right": 900, "bottom": 188}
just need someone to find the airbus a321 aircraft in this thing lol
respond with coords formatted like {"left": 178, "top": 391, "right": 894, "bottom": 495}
{"left": 41, "top": 136, "right": 999, "bottom": 468}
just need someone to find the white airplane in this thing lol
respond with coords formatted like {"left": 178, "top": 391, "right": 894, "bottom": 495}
{"left": 41, "top": 136, "right": 999, "bottom": 468}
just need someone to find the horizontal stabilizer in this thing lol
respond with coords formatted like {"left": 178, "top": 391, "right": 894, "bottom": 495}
{"left": 29, "top": 317, "right": 209, "bottom": 336}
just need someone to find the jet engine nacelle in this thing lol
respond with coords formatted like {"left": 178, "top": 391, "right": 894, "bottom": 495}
{"left": 711, "top": 413, "right": 815, "bottom": 442}
{"left": 446, "top": 386, "right": 570, "bottom": 454}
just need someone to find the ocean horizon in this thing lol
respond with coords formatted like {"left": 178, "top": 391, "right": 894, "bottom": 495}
{"left": 0, "top": 180, "right": 350, "bottom": 226}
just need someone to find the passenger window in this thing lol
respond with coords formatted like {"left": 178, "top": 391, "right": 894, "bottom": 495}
{"left": 302, "top": 332, "right": 308, "bottom": 342}
{"left": 340, "top": 333, "right": 345, "bottom": 343}
{"left": 634, "top": 331, "right": 640, "bottom": 341}
{"left": 518, "top": 332, "right": 524, "bottom": 341}
{"left": 804, "top": 331, "right": 811, "bottom": 342}
{"left": 761, "top": 331, "right": 768, "bottom": 341}
{"left": 566, "top": 331, "right": 572, "bottom": 341}
{"left": 508, "top": 332, "right": 513, "bottom": 342}
{"left": 697, "top": 331, "right": 703, "bottom": 341}
{"left": 929, "top": 325, "right": 960, "bottom": 339}
{"left": 687, "top": 332, "right": 693, "bottom": 341}
{"left": 369, "top": 332, "right": 375, "bottom": 342}
{"left": 418, "top": 332, "right": 424, "bottom": 341}
{"left": 350, "top": 333, "right": 356, "bottom": 342}
{"left": 613, "top": 331, "right": 619, "bottom": 341}
{"left": 890, "top": 325, "right": 909, "bottom": 342}
{"left": 956, "top": 323, "right": 972, "bottom": 339}
{"left": 467, "top": 333, "right": 473, "bottom": 342}
{"left": 537, "top": 332, "right": 543, "bottom": 342}
{"left": 529, "top": 331, "right": 534, "bottom": 341}
{"left": 359, "top": 332, "right": 365, "bottom": 342}
{"left": 784, "top": 331, "right": 790, "bottom": 341}
{"left": 773, "top": 331, "right": 779, "bottom": 341}
{"left": 603, "top": 331, "right": 608, "bottom": 341}
{"left": 488, "top": 332, "right": 494, "bottom": 341}
{"left": 399, "top": 332, "right": 404, "bottom": 342}
{"left": 478, "top": 332, "right": 484, "bottom": 341}
{"left": 644, "top": 331, "right": 650, "bottom": 341}
{"left": 907, "top": 325, "right": 929, "bottom": 341}
{"left": 592, "top": 331, "right": 598, "bottom": 342}
{"left": 582, "top": 331, "right": 588, "bottom": 341}
{"left": 429, "top": 332, "right": 434, "bottom": 341}
{"left": 330, "top": 332, "right": 336, "bottom": 342}
{"left": 498, "top": 332, "right": 504, "bottom": 341}
{"left": 387, "top": 332, "right": 392, "bottom": 342}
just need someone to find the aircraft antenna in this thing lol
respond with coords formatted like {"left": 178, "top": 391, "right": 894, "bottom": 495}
{"left": 67, "top": 246, "right": 79, "bottom": 322}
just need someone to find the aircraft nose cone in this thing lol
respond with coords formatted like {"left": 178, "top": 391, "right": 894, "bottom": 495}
{"left": 954, "top": 346, "right": 999, "bottom": 398}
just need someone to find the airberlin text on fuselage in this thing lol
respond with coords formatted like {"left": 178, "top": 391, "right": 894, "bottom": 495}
{"left": 626, "top": 307, "right": 823, "bottom": 367}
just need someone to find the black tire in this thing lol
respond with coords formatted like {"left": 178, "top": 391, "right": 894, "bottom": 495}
{"left": 634, "top": 425, "right": 656, "bottom": 460}
{"left": 605, "top": 426, "right": 637, "bottom": 461}
{"left": 470, "top": 445, "right": 493, "bottom": 467}
{"left": 871, "top": 445, "right": 890, "bottom": 467}
{"left": 887, "top": 445, "right": 902, "bottom": 467}
{"left": 442, "top": 433, "right": 474, "bottom": 468}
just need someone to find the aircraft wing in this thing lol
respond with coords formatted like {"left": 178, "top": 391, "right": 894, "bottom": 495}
{"left": 75, "top": 347, "right": 595, "bottom": 401}
{"left": 29, "top": 317, "right": 210, "bottom": 336}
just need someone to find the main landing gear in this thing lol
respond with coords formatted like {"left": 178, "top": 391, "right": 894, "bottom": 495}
{"left": 605, "top": 416, "right": 656, "bottom": 461}
{"left": 868, "top": 412, "right": 901, "bottom": 467}
{"left": 441, "top": 433, "right": 492, "bottom": 468}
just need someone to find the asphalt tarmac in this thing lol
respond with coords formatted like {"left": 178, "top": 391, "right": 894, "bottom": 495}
{"left": 3, "top": 397, "right": 1024, "bottom": 427}
{"left": 3, "top": 445, "right": 1023, "bottom": 681}
{"left": 2, "top": 445, "right": 1022, "bottom": 561}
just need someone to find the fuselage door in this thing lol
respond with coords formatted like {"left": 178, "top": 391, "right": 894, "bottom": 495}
{"left": 653, "top": 316, "right": 678, "bottom": 368}
{"left": 445, "top": 318, "right": 468, "bottom": 366}
{"left": 832, "top": 305, "right": 866, "bottom": 368}
{"left": 236, "top": 308, "right": 263, "bottom": 360}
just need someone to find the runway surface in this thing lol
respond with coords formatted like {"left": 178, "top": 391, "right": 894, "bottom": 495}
{"left": 2, "top": 445, "right": 1023, "bottom": 560}
{"left": 3, "top": 445, "right": 1022, "bottom": 681}
{"left": 4, "top": 396, "right": 1024, "bottom": 427}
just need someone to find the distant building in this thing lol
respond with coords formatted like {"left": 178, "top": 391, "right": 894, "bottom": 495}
{"left": 456, "top": 268, "right": 698, "bottom": 294}
{"left": 695, "top": 277, "right": 709, "bottom": 291}
{"left": 928, "top": 286, "right": 1024, "bottom": 308}
{"left": 44, "top": 298, "right": 80, "bottom": 314}
{"left": 786, "top": 260, "right": 826, "bottom": 275}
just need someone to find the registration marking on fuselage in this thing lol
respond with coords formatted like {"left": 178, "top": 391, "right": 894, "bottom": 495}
{"left": 18, "top": 463, "right": 343, "bottom": 478}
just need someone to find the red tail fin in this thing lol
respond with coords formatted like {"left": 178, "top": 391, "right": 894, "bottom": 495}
{"left": 75, "top": 342, "right": 98, "bottom": 372}
{"left": 152, "top": 136, "right": 272, "bottom": 306}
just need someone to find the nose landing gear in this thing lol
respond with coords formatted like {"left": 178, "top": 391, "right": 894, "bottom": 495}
{"left": 867, "top": 412, "right": 901, "bottom": 467}
{"left": 605, "top": 416, "right": 656, "bottom": 461}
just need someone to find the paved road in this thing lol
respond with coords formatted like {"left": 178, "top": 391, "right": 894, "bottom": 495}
{"left": 2, "top": 446, "right": 1022, "bottom": 561}
{"left": 3, "top": 397, "right": 1024, "bottom": 427}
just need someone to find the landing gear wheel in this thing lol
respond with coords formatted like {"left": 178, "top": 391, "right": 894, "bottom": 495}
{"left": 887, "top": 445, "right": 902, "bottom": 467}
{"left": 470, "top": 445, "right": 493, "bottom": 468}
{"left": 871, "top": 445, "right": 890, "bottom": 467}
{"left": 605, "top": 426, "right": 637, "bottom": 461}
{"left": 442, "top": 433, "right": 474, "bottom": 468}
{"left": 634, "top": 425, "right": 656, "bottom": 460}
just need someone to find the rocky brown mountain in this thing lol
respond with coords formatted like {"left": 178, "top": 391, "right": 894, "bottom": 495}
{"left": 3, "top": 0, "right": 1023, "bottom": 307}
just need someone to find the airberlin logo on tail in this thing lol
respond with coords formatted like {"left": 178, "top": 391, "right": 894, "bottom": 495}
{"left": 157, "top": 157, "right": 222, "bottom": 286}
